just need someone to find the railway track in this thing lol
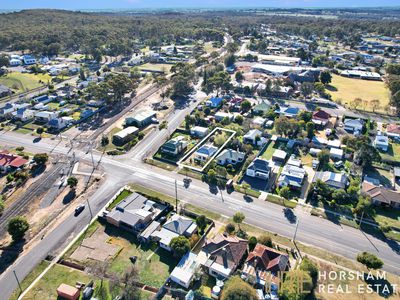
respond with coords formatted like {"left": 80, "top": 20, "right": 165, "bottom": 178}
{"left": 0, "top": 163, "right": 64, "bottom": 237}
{"left": 88, "top": 84, "right": 161, "bottom": 142}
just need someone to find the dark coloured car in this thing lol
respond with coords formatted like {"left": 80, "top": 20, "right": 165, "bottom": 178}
{"left": 74, "top": 204, "right": 85, "bottom": 216}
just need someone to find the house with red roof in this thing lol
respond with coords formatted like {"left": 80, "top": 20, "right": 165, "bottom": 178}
{"left": 386, "top": 124, "right": 400, "bottom": 139}
{"left": 242, "top": 243, "right": 289, "bottom": 286}
{"left": 0, "top": 151, "right": 29, "bottom": 173}
{"left": 312, "top": 109, "right": 330, "bottom": 127}
{"left": 362, "top": 181, "right": 400, "bottom": 209}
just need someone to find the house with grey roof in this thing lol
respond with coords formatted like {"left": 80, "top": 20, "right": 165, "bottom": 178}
{"left": 344, "top": 118, "right": 364, "bottom": 134}
{"left": 0, "top": 84, "right": 11, "bottom": 98}
{"left": 313, "top": 171, "right": 349, "bottom": 189}
{"left": 216, "top": 149, "right": 245, "bottom": 166}
{"left": 161, "top": 136, "right": 188, "bottom": 156}
{"left": 125, "top": 109, "right": 156, "bottom": 128}
{"left": 12, "top": 108, "right": 35, "bottom": 122}
{"left": 243, "top": 129, "right": 266, "bottom": 145}
{"left": 151, "top": 214, "right": 197, "bottom": 251}
{"left": 373, "top": 135, "right": 389, "bottom": 152}
{"left": 278, "top": 163, "right": 306, "bottom": 189}
{"left": 246, "top": 158, "right": 271, "bottom": 180}
{"left": 105, "top": 192, "right": 167, "bottom": 235}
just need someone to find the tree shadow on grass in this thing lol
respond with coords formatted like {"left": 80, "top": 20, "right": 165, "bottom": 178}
{"left": 363, "top": 273, "right": 394, "bottom": 297}
{"left": 321, "top": 202, "right": 341, "bottom": 225}
{"left": 360, "top": 222, "right": 400, "bottom": 255}
{"left": 325, "top": 84, "right": 337, "bottom": 92}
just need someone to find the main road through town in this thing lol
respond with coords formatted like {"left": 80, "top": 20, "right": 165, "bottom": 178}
{"left": 0, "top": 102, "right": 399, "bottom": 299}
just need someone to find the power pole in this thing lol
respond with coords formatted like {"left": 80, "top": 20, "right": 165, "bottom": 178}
{"left": 293, "top": 219, "right": 299, "bottom": 242}
{"left": 359, "top": 211, "right": 365, "bottom": 228}
{"left": 175, "top": 179, "right": 179, "bottom": 214}
{"left": 13, "top": 270, "right": 22, "bottom": 295}
{"left": 86, "top": 199, "right": 93, "bottom": 220}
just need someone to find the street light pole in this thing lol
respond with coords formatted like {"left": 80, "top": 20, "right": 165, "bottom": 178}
{"left": 13, "top": 270, "right": 22, "bottom": 295}
{"left": 86, "top": 199, "right": 93, "bottom": 220}
{"left": 175, "top": 179, "right": 179, "bottom": 214}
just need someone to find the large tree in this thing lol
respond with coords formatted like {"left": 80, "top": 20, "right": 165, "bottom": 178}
{"left": 233, "top": 212, "right": 245, "bottom": 230}
{"left": 320, "top": 70, "right": 332, "bottom": 85}
{"left": 8, "top": 216, "right": 29, "bottom": 241}
{"left": 354, "top": 143, "right": 381, "bottom": 169}
{"left": 221, "top": 276, "right": 258, "bottom": 300}
{"left": 33, "top": 153, "right": 48, "bottom": 165}
{"left": 170, "top": 236, "right": 190, "bottom": 258}
{"left": 357, "top": 252, "right": 384, "bottom": 269}
{"left": 170, "top": 63, "right": 196, "bottom": 98}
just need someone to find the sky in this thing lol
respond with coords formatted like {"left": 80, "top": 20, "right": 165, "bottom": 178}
{"left": 0, "top": 0, "right": 399, "bottom": 10}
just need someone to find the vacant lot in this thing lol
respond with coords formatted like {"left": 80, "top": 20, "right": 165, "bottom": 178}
{"left": 0, "top": 72, "right": 51, "bottom": 93}
{"left": 139, "top": 63, "right": 172, "bottom": 73}
{"left": 328, "top": 74, "right": 390, "bottom": 112}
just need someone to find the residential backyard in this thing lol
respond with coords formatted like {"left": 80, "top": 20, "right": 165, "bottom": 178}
{"left": 380, "top": 143, "right": 400, "bottom": 162}
{"left": 327, "top": 74, "right": 390, "bottom": 113}
{"left": 63, "top": 219, "right": 178, "bottom": 289}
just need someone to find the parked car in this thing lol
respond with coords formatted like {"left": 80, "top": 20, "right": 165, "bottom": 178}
{"left": 334, "top": 161, "right": 344, "bottom": 169}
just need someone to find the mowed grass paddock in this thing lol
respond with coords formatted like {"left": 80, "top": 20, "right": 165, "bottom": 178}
{"left": 328, "top": 74, "right": 390, "bottom": 113}
{"left": 0, "top": 72, "right": 51, "bottom": 93}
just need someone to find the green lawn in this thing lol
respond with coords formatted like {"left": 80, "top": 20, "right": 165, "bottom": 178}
{"left": 139, "top": 63, "right": 172, "bottom": 73}
{"left": 203, "top": 42, "right": 218, "bottom": 53}
{"left": 23, "top": 264, "right": 94, "bottom": 300}
{"left": 380, "top": 143, "right": 400, "bottom": 162}
{"left": 328, "top": 74, "right": 390, "bottom": 113}
{"left": 103, "top": 224, "right": 178, "bottom": 287}
{"left": 107, "top": 189, "right": 133, "bottom": 210}
{"left": 98, "top": 127, "right": 123, "bottom": 152}
{"left": 260, "top": 140, "right": 290, "bottom": 160}
{"left": 373, "top": 206, "right": 400, "bottom": 229}
{"left": 47, "top": 102, "right": 61, "bottom": 110}
{"left": 0, "top": 72, "right": 51, "bottom": 94}
{"left": 9, "top": 261, "right": 50, "bottom": 300}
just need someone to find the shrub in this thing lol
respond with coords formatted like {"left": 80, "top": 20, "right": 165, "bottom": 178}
{"left": 225, "top": 223, "right": 235, "bottom": 234}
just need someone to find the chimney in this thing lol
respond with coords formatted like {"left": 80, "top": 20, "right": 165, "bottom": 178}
{"left": 222, "top": 247, "right": 228, "bottom": 268}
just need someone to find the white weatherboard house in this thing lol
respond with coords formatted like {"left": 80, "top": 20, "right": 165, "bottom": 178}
{"left": 194, "top": 144, "right": 218, "bottom": 162}
{"left": 329, "top": 147, "right": 344, "bottom": 160}
{"left": 214, "top": 112, "right": 233, "bottom": 122}
{"left": 243, "top": 129, "right": 266, "bottom": 145}
{"left": 373, "top": 135, "right": 389, "bottom": 152}
{"left": 216, "top": 149, "right": 245, "bottom": 166}
{"left": 170, "top": 252, "right": 199, "bottom": 289}
{"left": 344, "top": 119, "right": 364, "bottom": 134}
{"left": 190, "top": 126, "right": 209, "bottom": 138}
{"left": 246, "top": 158, "right": 271, "bottom": 180}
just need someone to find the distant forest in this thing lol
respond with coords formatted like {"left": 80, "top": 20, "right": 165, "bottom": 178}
{"left": 0, "top": 9, "right": 399, "bottom": 57}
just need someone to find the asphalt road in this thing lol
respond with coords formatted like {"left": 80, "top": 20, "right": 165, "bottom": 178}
{"left": 0, "top": 34, "right": 399, "bottom": 297}
{"left": 0, "top": 130, "right": 399, "bottom": 300}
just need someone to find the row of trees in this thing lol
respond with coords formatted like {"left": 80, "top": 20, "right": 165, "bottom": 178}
{"left": 0, "top": 10, "right": 225, "bottom": 56}
{"left": 86, "top": 73, "right": 135, "bottom": 104}
{"left": 386, "top": 63, "right": 400, "bottom": 112}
